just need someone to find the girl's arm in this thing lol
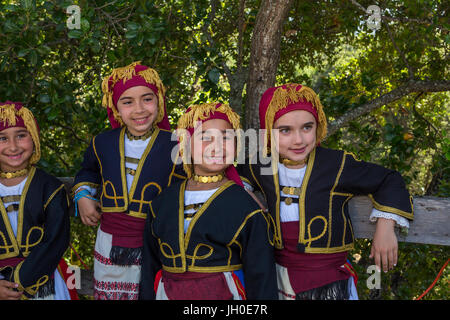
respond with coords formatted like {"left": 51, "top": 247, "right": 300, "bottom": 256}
{"left": 339, "top": 152, "right": 414, "bottom": 272}
{"left": 240, "top": 210, "right": 278, "bottom": 299}
{"left": 139, "top": 203, "right": 162, "bottom": 300}
{"left": 12, "top": 184, "right": 70, "bottom": 298}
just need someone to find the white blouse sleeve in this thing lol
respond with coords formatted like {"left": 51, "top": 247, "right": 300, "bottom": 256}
{"left": 369, "top": 208, "right": 410, "bottom": 228}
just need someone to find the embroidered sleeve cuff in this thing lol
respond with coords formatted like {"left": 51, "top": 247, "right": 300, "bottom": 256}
{"left": 71, "top": 182, "right": 99, "bottom": 198}
{"left": 74, "top": 184, "right": 98, "bottom": 198}
{"left": 13, "top": 260, "right": 49, "bottom": 298}
{"left": 369, "top": 208, "right": 410, "bottom": 228}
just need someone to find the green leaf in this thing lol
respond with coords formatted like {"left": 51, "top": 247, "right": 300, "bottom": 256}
{"left": 81, "top": 19, "right": 90, "bottom": 32}
{"left": 125, "top": 30, "right": 139, "bottom": 39}
{"left": 68, "top": 29, "right": 83, "bottom": 39}
{"left": 127, "top": 22, "right": 141, "bottom": 31}
{"left": 28, "top": 50, "right": 38, "bottom": 66}
{"left": 17, "top": 49, "right": 28, "bottom": 58}
{"left": 208, "top": 68, "right": 220, "bottom": 84}
{"left": 38, "top": 94, "right": 51, "bottom": 103}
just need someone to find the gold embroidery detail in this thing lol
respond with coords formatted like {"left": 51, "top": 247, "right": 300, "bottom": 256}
{"left": 43, "top": 184, "right": 65, "bottom": 210}
{"left": 298, "top": 148, "right": 315, "bottom": 245}
{"left": 125, "top": 156, "right": 140, "bottom": 164}
{"left": 1, "top": 195, "right": 21, "bottom": 203}
{"left": 187, "top": 243, "right": 214, "bottom": 267}
{"left": 368, "top": 194, "right": 414, "bottom": 220}
{"left": 160, "top": 241, "right": 181, "bottom": 268}
{"left": 306, "top": 215, "right": 328, "bottom": 248}
{"left": 21, "top": 226, "right": 44, "bottom": 256}
{"left": 327, "top": 152, "right": 347, "bottom": 248}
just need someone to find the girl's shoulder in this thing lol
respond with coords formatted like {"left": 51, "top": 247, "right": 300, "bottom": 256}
{"left": 31, "top": 167, "right": 66, "bottom": 190}
{"left": 93, "top": 127, "right": 122, "bottom": 142}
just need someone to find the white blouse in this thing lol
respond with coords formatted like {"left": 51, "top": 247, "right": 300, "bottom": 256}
{"left": 183, "top": 188, "right": 218, "bottom": 233}
{"left": 0, "top": 178, "right": 28, "bottom": 236}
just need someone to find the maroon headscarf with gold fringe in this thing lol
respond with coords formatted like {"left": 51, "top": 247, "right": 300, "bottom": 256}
{"left": 101, "top": 61, "right": 170, "bottom": 130}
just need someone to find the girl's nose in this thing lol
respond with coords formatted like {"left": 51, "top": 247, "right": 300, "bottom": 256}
{"left": 7, "top": 139, "right": 19, "bottom": 152}
{"left": 292, "top": 130, "right": 303, "bottom": 145}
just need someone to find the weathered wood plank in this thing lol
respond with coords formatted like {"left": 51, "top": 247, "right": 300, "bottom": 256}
{"left": 349, "top": 196, "right": 450, "bottom": 246}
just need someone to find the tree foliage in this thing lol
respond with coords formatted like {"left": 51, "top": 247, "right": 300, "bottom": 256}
{"left": 0, "top": 0, "right": 448, "bottom": 299}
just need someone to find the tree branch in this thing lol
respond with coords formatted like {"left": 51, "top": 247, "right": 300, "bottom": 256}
{"left": 326, "top": 80, "right": 450, "bottom": 138}
{"left": 384, "top": 20, "right": 415, "bottom": 79}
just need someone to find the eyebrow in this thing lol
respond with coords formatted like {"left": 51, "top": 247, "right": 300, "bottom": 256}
{"left": 274, "top": 121, "right": 315, "bottom": 129}
{"left": 119, "top": 92, "right": 155, "bottom": 101}
{"left": 0, "top": 129, "right": 28, "bottom": 135}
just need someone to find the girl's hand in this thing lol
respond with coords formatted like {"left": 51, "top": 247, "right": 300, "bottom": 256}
{"left": 0, "top": 280, "right": 22, "bottom": 300}
{"left": 77, "top": 196, "right": 101, "bottom": 226}
{"left": 370, "top": 218, "right": 398, "bottom": 273}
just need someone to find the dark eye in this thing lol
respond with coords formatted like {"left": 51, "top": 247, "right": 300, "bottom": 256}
{"left": 303, "top": 125, "right": 313, "bottom": 131}
{"left": 0, "top": 136, "right": 7, "bottom": 142}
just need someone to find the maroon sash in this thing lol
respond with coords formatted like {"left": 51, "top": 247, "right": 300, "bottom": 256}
{"left": 0, "top": 257, "right": 24, "bottom": 269}
{"left": 274, "top": 221, "right": 351, "bottom": 293}
{"left": 100, "top": 212, "right": 146, "bottom": 248}
{"left": 161, "top": 270, "right": 233, "bottom": 300}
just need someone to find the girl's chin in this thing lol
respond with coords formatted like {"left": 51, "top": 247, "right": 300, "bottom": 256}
{"left": 195, "top": 164, "right": 230, "bottom": 174}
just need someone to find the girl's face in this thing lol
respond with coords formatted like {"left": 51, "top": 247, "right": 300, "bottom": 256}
{"left": 0, "top": 127, "right": 34, "bottom": 172}
{"left": 272, "top": 110, "right": 317, "bottom": 166}
{"left": 190, "top": 119, "right": 236, "bottom": 176}
{"left": 116, "top": 86, "right": 158, "bottom": 136}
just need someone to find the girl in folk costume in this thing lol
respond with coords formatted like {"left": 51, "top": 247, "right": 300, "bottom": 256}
{"left": 237, "top": 84, "right": 414, "bottom": 300}
{"left": 0, "top": 102, "right": 73, "bottom": 300}
{"left": 140, "top": 103, "right": 278, "bottom": 300}
{"left": 73, "top": 62, "right": 185, "bottom": 300}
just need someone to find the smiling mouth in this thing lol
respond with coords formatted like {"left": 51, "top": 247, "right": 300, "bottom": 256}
{"left": 289, "top": 147, "right": 307, "bottom": 154}
{"left": 133, "top": 116, "right": 150, "bottom": 124}
{"left": 6, "top": 153, "right": 23, "bottom": 160}
{"left": 203, "top": 156, "right": 227, "bottom": 164}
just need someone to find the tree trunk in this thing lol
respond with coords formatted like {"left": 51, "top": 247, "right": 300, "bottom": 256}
{"left": 244, "top": 0, "right": 294, "bottom": 129}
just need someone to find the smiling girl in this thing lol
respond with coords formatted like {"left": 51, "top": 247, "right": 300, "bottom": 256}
{"left": 238, "top": 84, "right": 414, "bottom": 300}
{"left": 0, "top": 101, "right": 71, "bottom": 300}
{"left": 72, "top": 62, "right": 184, "bottom": 300}
{"left": 139, "top": 103, "right": 278, "bottom": 300}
